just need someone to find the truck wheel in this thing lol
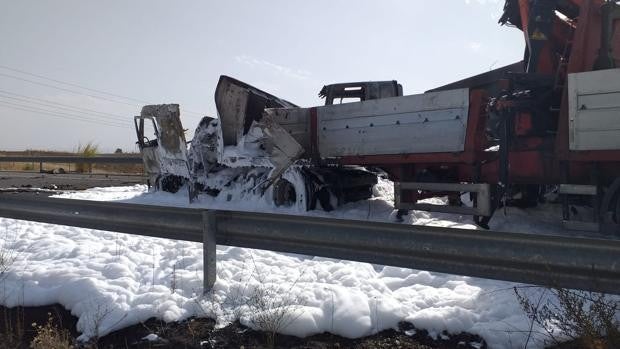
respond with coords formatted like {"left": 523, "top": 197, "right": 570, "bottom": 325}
{"left": 273, "top": 178, "right": 297, "bottom": 207}
{"left": 160, "top": 175, "right": 184, "bottom": 193}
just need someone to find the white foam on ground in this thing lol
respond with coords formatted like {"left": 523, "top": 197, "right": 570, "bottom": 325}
{"left": 0, "top": 180, "right": 605, "bottom": 348}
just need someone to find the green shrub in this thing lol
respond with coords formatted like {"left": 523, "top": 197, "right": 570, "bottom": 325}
{"left": 21, "top": 163, "right": 34, "bottom": 171}
{"left": 75, "top": 142, "right": 99, "bottom": 173}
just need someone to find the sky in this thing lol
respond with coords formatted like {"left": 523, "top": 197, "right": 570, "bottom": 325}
{"left": 0, "top": 0, "right": 524, "bottom": 153}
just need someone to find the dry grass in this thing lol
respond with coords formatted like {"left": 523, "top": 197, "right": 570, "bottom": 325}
{"left": 0, "top": 149, "right": 143, "bottom": 174}
{"left": 245, "top": 282, "right": 305, "bottom": 349}
{"left": 0, "top": 228, "right": 23, "bottom": 349}
{"left": 515, "top": 286, "right": 620, "bottom": 348}
{"left": 30, "top": 313, "right": 73, "bottom": 349}
{"left": 195, "top": 254, "right": 306, "bottom": 349}
{"left": 0, "top": 229, "right": 17, "bottom": 283}
{"left": 0, "top": 307, "right": 25, "bottom": 349}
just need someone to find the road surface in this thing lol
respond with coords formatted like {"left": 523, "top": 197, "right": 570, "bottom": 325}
{"left": 0, "top": 171, "right": 145, "bottom": 192}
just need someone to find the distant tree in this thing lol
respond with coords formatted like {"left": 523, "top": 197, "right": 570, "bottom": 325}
{"left": 114, "top": 148, "right": 123, "bottom": 154}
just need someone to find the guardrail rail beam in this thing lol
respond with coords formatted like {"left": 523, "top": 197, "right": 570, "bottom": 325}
{"left": 0, "top": 196, "right": 619, "bottom": 295}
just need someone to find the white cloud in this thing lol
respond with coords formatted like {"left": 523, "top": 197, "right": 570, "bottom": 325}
{"left": 235, "top": 55, "right": 311, "bottom": 80}
{"left": 468, "top": 41, "right": 483, "bottom": 52}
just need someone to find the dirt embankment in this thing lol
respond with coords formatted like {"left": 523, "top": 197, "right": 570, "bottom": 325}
{"left": 0, "top": 304, "right": 487, "bottom": 349}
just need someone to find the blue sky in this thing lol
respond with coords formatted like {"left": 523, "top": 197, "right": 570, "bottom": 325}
{"left": 0, "top": 0, "right": 524, "bottom": 152}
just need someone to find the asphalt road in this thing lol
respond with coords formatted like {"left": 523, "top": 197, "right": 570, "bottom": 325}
{"left": 0, "top": 171, "right": 145, "bottom": 192}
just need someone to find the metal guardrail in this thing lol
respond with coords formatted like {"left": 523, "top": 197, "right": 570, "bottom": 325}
{"left": 0, "top": 195, "right": 619, "bottom": 294}
{"left": 0, "top": 155, "right": 143, "bottom": 164}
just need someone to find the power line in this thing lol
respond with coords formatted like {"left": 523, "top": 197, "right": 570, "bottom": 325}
{"left": 0, "top": 98, "right": 132, "bottom": 127}
{"left": 0, "top": 96, "right": 133, "bottom": 128}
{"left": 0, "top": 64, "right": 204, "bottom": 116}
{"left": 0, "top": 100, "right": 132, "bottom": 129}
{"left": 0, "top": 88, "right": 130, "bottom": 118}
{"left": 0, "top": 90, "right": 129, "bottom": 123}
{"left": 0, "top": 102, "right": 131, "bottom": 129}
{"left": 0, "top": 64, "right": 151, "bottom": 104}
{"left": 0, "top": 72, "right": 142, "bottom": 108}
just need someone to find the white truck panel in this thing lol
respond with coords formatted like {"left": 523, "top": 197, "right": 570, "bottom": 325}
{"left": 568, "top": 68, "right": 620, "bottom": 151}
{"left": 265, "top": 108, "right": 311, "bottom": 150}
{"left": 317, "top": 88, "right": 470, "bottom": 157}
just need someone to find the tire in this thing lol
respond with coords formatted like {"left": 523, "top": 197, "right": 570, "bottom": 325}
{"left": 273, "top": 178, "right": 297, "bottom": 207}
{"left": 160, "top": 175, "right": 185, "bottom": 193}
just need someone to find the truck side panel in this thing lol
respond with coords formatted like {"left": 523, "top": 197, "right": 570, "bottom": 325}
{"left": 569, "top": 68, "right": 620, "bottom": 151}
{"left": 317, "top": 88, "right": 470, "bottom": 157}
{"left": 265, "top": 108, "right": 311, "bottom": 151}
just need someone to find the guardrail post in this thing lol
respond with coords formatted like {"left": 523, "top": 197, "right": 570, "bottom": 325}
{"left": 202, "top": 210, "right": 217, "bottom": 292}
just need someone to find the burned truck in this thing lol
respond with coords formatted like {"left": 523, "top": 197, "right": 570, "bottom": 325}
{"left": 135, "top": 76, "right": 399, "bottom": 211}
{"left": 136, "top": 0, "right": 620, "bottom": 234}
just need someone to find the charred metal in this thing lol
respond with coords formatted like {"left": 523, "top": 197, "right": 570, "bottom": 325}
{"left": 135, "top": 0, "right": 620, "bottom": 235}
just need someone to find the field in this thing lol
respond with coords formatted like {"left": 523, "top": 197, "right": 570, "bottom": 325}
{"left": 0, "top": 150, "right": 143, "bottom": 174}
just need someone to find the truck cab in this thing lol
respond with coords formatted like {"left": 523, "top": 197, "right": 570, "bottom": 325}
{"left": 319, "top": 81, "right": 403, "bottom": 105}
